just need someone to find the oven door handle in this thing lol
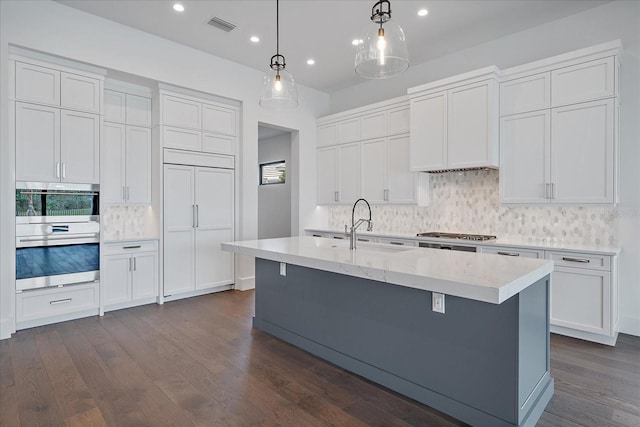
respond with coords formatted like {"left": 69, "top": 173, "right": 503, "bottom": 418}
{"left": 19, "top": 233, "right": 99, "bottom": 243}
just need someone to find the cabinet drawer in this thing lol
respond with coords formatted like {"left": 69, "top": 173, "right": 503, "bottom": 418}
{"left": 547, "top": 251, "right": 610, "bottom": 271}
{"left": 162, "top": 126, "right": 201, "bottom": 151}
{"left": 103, "top": 240, "right": 158, "bottom": 255}
{"left": 17, "top": 283, "right": 99, "bottom": 322}
{"left": 551, "top": 57, "right": 615, "bottom": 107}
{"left": 480, "top": 246, "right": 544, "bottom": 259}
{"left": 500, "top": 73, "right": 550, "bottom": 115}
{"left": 378, "top": 237, "right": 418, "bottom": 247}
{"left": 162, "top": 95, "right": 201, "bottom": 129}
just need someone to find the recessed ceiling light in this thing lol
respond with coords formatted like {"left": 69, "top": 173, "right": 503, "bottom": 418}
{"left": 307, "top": 59, "right": 315, "bottom": 65}
{"left": 352, "top": 39, "right": 363, "bottom": 46}
{"left": 250, "top": 36, "right": 260, "bottom": 43}
{"left": 418, "top": 8, "right": 428, "bottom": 17}
{"left": 173, "top": 3, "right": 184, "bottom": 12}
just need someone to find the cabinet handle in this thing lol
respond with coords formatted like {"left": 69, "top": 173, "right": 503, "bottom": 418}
{"left": 545, "top": 183, "right": 550, "bottom": 199}
{"left": 62, "top": 163, "right": 66, "bottom": 179}
{"left": 551, "top": 183, "right": 556, "bottom": 199}
{"left": 133, "top": 257, "right": 137, "bottom": 271}
{"left": 334, "top": 191, "right": 339, "bottom": 202}
{"left": 123, "top": 186, "right": 126, "bottom": 201}
{"left": 56, "top": 162, "right": 60, "bottom": 179}
{"left": 196, "top": 205, "right": 199, "bottom": 228}
{"left": 384, "top": 189, "right": 389, "bottom": 201}
{"left": 122, "top": 245, "right": 141, "bottom": 249}
{"left": 192, "top": 205, "right": 196, "bottom": 228}
{"left": 562, "top": 257, "right": 590, "bottom": 263}
{"left": 126, "top": 186, "right": 130, "bottom": 201}
{"left": 497, "top": 251, "right": 520, "bottom": 257}
{"left": 389, "top": 241, "right": 404, "bottom": 246}
{"left": 50, "top": 298, "right": 72, "bottom": 305}
{"left": 128, "top": 258, "right": 132, "bottom": 271}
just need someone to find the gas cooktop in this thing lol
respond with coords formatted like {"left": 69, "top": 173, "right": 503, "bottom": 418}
{"left": 416, "top": 232, "right": 497, "bottom": 241}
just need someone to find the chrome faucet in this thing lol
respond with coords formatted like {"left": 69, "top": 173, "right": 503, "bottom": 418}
{"left": 347, "top": 198, "right": 373, "bottom": 250}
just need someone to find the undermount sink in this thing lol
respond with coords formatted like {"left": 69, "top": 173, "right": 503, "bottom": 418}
{"left": 330, "top": 241, "right": 413, "bottom": 253}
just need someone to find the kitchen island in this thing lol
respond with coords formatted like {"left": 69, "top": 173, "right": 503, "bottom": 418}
{"left": 222, "top": 236, "right": 555, "bottom": 427}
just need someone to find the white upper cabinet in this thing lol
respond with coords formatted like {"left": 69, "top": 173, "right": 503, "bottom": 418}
{"left": 104, "top": 90, "right": 126, "bottom": 123}
{"left": 202, "top": 103, "right": 235, "bottom": 136}
{"left": 360, "top": 138, "right": 387, "bottom": 203}
{"left": 161, "top": 95, "right": 201, "bottom": 129}
{"left": 60, "top": 110, "right": 100, "bottom": 184}
{"left": 15, "top": 62, "right": 60, "bottom": 106}
{"left": 60, "top": 72, "right": 101, "bottom": 113}
{"left": 317, "top": 147, "right": 338, "bottom": 205}
{"left": 500, "top": 45, "right": 620, "bottom": 205}
{"left": 15, "top": 103, "right": 60, "bottom": 182}
{"left": 360, "top": 112, "right": 386, "bottom": 141}
{"left": 408, "top": 67, "right": 500, "bottom": 172}
{"left": 500, "top": 73, "right": 551, "bottom": 116}
{"left": 157, "top": 87, "right": 239, "bottom": 155}
{"left": 15, "top": 61, "right": 102, "bottom": 114}
{"left": 102, "top": 122, "right": 127, "bottom": 204}
{"left": 551, "top": 57, "right": 616, "bottom": 107}
{"left": 337, "top": 143, "right": 360, "bottom": 203}
{"left": 126, "top": 94, "right": 152, "bottom": 127}
{"left": 387, "top": 105, "right": 410, "bottom": 136}
{"left": 337, "top": 118, "right": 360, "bottom": 144}
{"left": 317, "top": 123, "right": 338, "bottom": 148}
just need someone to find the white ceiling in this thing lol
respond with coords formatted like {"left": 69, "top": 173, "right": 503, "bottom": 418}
{"left": 56, "top": 0, "right": 611, "bottom": 93}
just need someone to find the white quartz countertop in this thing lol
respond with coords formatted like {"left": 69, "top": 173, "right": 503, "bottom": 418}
{"left": 305, "top": 228, "right": 621, "bottom": 255}
{"left": 222, "top": 236, "right": 554, "bottom": 305}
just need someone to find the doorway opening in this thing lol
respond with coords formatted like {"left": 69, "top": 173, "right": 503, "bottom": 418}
{"left": 258, "top": 124, "right": 296, "bottom": 239}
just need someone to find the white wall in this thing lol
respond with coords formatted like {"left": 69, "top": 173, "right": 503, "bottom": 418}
{"left": 0, "top": 0, "right": 330, "bottom": 338}
{"left": 258, "top": 133, "right": 292, "bottom": 239}
{"left": 328, "top": 0, "right": 640, "bottom": 336}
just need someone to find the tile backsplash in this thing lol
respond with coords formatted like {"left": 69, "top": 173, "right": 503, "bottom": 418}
{"left": 328, "top": 169, "right": 618, "bottom": 246}
{"left": 101, "top": 205, "right": 156, "bottom": 241}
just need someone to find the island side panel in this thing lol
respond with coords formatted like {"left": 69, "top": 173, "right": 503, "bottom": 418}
{"left": 254, "top": 258, "right": 531, "bottom": 426}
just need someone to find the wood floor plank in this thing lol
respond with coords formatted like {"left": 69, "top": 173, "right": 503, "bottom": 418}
{"left": 2, "top": 290, "right": 639, "bottom": 427}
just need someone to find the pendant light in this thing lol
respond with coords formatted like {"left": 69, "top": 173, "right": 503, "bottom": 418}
{"left": 355, "top": 0, "right": 409, "bottom": 79}
{"left": 259, "top": 0, "right": 299, "bottom": 109}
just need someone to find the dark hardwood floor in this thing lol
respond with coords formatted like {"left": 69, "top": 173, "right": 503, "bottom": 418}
{"left": 1, "top": 290, "right": 638, "bottom": 426}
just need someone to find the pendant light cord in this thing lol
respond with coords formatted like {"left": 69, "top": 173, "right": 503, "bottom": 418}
{"left": 276, "top": 0, "right": 279, "bottom": 57}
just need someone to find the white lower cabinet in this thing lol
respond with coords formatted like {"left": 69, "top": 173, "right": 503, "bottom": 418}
{"left": 163, "top": 160, "right": 234, "bottom": 298}
{"left": 479, "top": 246, "right": 544, "bottom": 259}
{"left": 546, "top": 250, "right": 617, "bottom": 345}
{"left": 102, "top": 240, "right": 158, "bottom": 311}
{"left": 16, "top": 282, "right": 99, "bottom": 329}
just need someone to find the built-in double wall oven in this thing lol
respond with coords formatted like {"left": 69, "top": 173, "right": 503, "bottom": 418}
{"left": 15, "top": 182, "right": 100, "bottom": 292}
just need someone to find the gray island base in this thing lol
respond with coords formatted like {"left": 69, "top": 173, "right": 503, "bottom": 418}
{"left": 254, "top": 258, "right": 554, "bottom": 427}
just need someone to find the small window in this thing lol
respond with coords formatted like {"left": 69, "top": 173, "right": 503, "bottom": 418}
{"left": 260, "top": 161, "right": 286, "bottom": 185}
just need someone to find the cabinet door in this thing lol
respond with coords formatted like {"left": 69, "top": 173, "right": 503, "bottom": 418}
{"left": 102, "top": 122, "right": 126, "bottom": 204}
{"left": 104, "top": 90, "right": 126, "bottom": 123}
{"left": 387, "top": 135, "right": 417, "bottom": 203}
{"left": 317, "top": 123, "right": 337, "bottom": 148}
{"left": 360, "top": 111, "right": 387, "bottom": 141}
{"left": 125, "top": 126, "right": 152, "bottom": 205}
{"left": 203, "top": 133, "right": 234, "bottom": 155}
{"left": 162, "top": 95, "right": 201, "bottom": 129}
{"left": 388, "top": 105, "right": 410, "bottom": 135}
{"left": 360, "top": 138, "right": 386, "bottom": 203}
{"left": 60, "top": 110, "right": 100, "bottom": 183}
{"left": 194, "top": 167, "right": 234, "bottom": 289}
{"left": 499, "top": 110, "right": 550, "bottom": 204}
{"left": 61, "top": 72, "right": 101, "bottom": 113}
{"left": 317, "top": 147, "right": 337, "bottom": 204}
{"left": 550, "top": 267, "right": 610, "bottom": 335}
{"left": 15, "top": 62, "right": 60, "bottom": 106}
{"left": 337, "top": 119, "right": 360, "bottom": 144}
{"left": 162, "top": 126, "right": 201, "bottom": 151}
{"left": 103, "top": 254, "right": 132, "bottom": 306}
{"left": 448, "top": 80, "right": 498, "bottom": 168}
{"left": 551, "top": 99, "right": 614, "bottom": 204}
{"left": 202, "top": 103, "right": 236, "bottom": 136}
{"left": 337, "top": 143, "right": 360, "bottom": 203}
{"left": 410, "top": 91, "right": 447, "bottom": 171}
{"left": 125, "top": 94, "right": 152, "bottom": 127}
{"left": 15, "top": 103, "right": 60, "bottom": 182}
{"left": 500, "top": 73, "right": 550, "bottom": 116}
{"left": 132, "top": 252, "right": 158, "bottom": 300}
{"left": 551, "top": 57, "right": 615, "bottom": 107}
{"left": 163, "top": 164, "right": 195, "bottom": 295}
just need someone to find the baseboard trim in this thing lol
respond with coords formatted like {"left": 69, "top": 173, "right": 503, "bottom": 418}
{"left": 162, "top": 284, "right": 232, "bottom": 303}
{"left": 235, "top": 275, "right": 255, "bottom": 291}
{"left": 0, "top": 317, "right": 15, "bottom": 340}
{"left": 618, "top": 316, "right": 640, "bottom": 337}
{"left": 550, "top": 325, "right": 618, "bottom": 346}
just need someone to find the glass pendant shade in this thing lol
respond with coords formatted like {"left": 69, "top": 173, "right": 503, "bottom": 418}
{"left": 259, "top": 68, "right": 298, "bottom": 109}
{"left": 355, "top": 19, "right": 409, "bottom": 79}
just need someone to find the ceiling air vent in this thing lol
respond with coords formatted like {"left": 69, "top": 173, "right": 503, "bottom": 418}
{"left": 207, "top": 16, "right": 237, "bottom": 32}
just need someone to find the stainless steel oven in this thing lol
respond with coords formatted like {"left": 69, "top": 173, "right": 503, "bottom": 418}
{"left": 15, "top": 182, "right": 100, "bottom": 292}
